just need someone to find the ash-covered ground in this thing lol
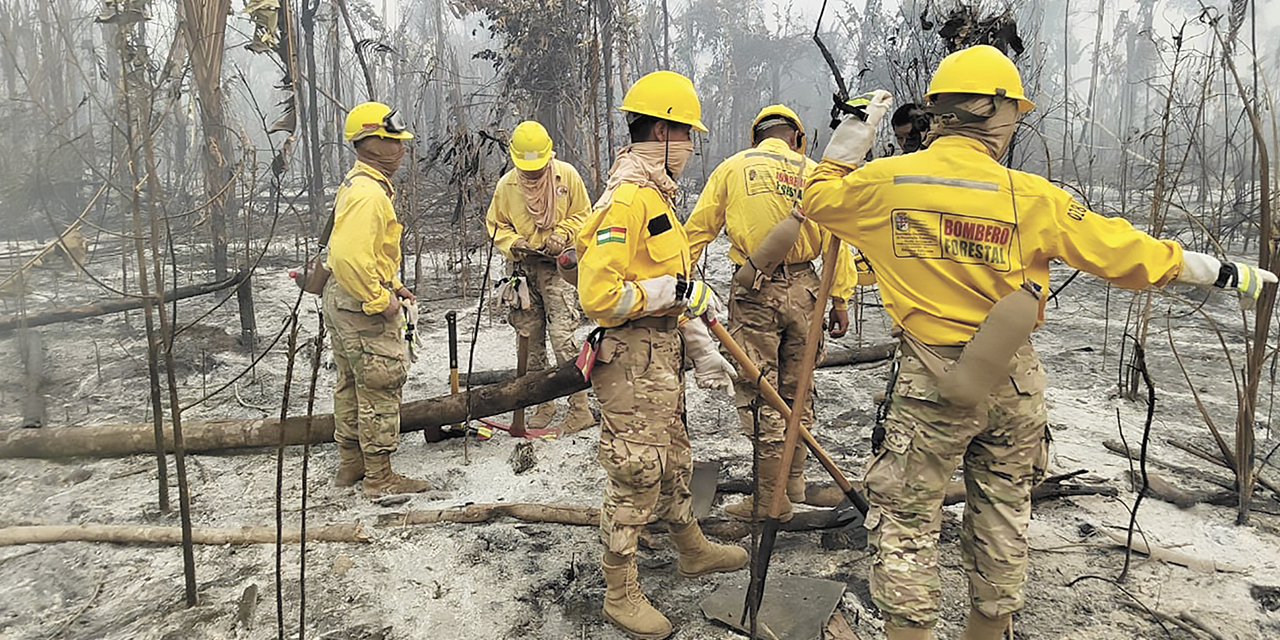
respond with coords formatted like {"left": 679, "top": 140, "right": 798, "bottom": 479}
{"left": 1, "top": 233, "right": 1279, "bottom": 640}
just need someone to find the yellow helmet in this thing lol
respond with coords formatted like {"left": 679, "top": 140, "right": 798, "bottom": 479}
{"left": 509, "top": 121, "right": 553, "bottom": 171}
{"left": 344, "top": 101, "right": 415, "bottom": 142}
{"left": 751, "top": 104, "right": 805, "bottom": 153}
{"left": 620, "top": 70, "right": 708, "bottom": 133}
{"left": 926, "top": 45, "right": 1035, "bottom": 113}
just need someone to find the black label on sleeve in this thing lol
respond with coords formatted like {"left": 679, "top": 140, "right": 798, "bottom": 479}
{"left": 647, "top": 213, "right": 673, "bottom": 236}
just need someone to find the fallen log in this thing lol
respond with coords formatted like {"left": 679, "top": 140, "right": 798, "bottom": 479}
{"left": 375, "top": 502, "right": 857, "bottom": 540}
{"left": 1098, "top": 527, "right": 1243, "bottom": 573}
{"left": 20, "top": 329, "right": 44, "bottom": 428}
{"left": 1127, "top": 470, "right": 1201, "bottom": 508}
{"left": 821, "top": 341, "right": 896, "bottom": 367}
{"left": 1165, "top": 437, "right": 1280, "bottom": 498}
{"left": 0, "top": 359, "right": 590, "bottom": 458}
{"left": 1102, "top": 439, "right": 1237, "bottom": 492}
{"left": 0, "top": 522, "right": 369, "bottom": 546}
{"left": 0, "top": 270, "right": 248, "bottom": 333}
{"left": 458, "top": 341, "right": 898, "bottom": 386}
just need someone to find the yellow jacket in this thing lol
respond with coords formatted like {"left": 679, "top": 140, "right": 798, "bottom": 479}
{"left": 685, "top": 138, "right": 859, "bottom": 307}
{"left": 485, "top": 159, "right": 591, "bottom": 259}
{"left": 575, "top": 183, "right": 691, "bottom": 328}
{"left": 804, "top": 136, "right": 1184, "bottom": 345}
{"left": 326, "top": 161, "right": 404, "bottom": 315}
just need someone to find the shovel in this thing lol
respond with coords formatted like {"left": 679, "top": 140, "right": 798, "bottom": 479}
{"left": 704, "top": 237, "right": 868, "bottom": 623}
{"left": 701, "top": 316, "right": 869, "bottom": 518}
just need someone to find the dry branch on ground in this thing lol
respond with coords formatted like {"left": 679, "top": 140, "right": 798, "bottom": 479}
{"left": 0, "top": 522, "right": 369, "bottom": 546}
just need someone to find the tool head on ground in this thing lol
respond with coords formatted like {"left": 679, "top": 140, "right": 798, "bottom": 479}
{"left": 345, "top": 102, "right": 414, "bottom": 142}
{"left": 926, "top": 44, "right": 1035, "bottom": 113}
{"left": 620, "top": 70, "right": 708, "bottom": 133}
{"left": 704, "top": 575, "right": 845, "bottom": 640}
{"left": 509, "top": 120, "right": 554, "bottom": 172}
{"left": 752, "top": 104, "right": 805, "bottom": 154}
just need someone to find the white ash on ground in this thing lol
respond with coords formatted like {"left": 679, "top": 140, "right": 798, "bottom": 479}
{"left": 1, "top": 245, "right": 1279, "bottom": 639}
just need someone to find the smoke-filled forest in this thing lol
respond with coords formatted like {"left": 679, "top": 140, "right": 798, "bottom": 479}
{"left": 0, "top": 0, "right": 1278, "bottom": 639}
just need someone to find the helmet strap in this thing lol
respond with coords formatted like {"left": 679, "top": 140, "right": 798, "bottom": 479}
{"left": 927, "top": 95, "right": 1006, "bottom": 124}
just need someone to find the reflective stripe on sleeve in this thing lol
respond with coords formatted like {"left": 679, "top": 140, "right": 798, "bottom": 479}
{"left": 608, "top": 282, "right": 639, "bottom": 319}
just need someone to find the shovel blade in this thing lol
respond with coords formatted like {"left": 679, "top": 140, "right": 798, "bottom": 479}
{"left": 691, "top": 461, "right": 721, "bottom": 520}
{"left": 744, "top": 516, "right": 782, "bottom": 623}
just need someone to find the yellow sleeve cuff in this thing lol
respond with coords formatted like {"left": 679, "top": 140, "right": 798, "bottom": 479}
{"left": 830, "top": 297, "right": 848, "bottom": 311}
{"left": 361, "top": 289, "right": 391, "bottom": 315}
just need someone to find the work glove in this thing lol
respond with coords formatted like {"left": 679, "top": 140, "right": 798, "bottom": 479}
{"left": 1177, "top": 250, "right": 1278, "bottom": 311}
{"left": 636, "top": 276, "right": 723, "bottom": 318}
{"left": 679, "top": 320, "right": 736, "bottom": 392}
{"left": 1217, "top": 262, "right": 1278, "bottom": 311}
{"left": 822, "top": 90, "right": 893, "bottom": 167}
{"left": 510, "top": 238, "right": 535, "bottom": 257}
{"left": 543, "top": 232, "right": 568, "bottom": 256}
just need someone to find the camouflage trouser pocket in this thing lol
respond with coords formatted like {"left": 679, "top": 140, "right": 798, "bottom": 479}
{"left": 359, "top": 337, "right": 408, "bottom": 391}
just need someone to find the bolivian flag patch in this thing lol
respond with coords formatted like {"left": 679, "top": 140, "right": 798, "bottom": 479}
{"left": 596, "top": 226, "right": 627, "bottom": 246}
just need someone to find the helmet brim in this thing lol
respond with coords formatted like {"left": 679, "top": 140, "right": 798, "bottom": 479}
{"left": 511, "top": 153, "right": 551, "bottom": 172}
{"left": 350, "top": 130, "right": 415, "bottom": 142}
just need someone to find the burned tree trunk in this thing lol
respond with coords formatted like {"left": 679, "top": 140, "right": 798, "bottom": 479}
{"left": 0, "top": 360, "right": 591, "bottom": 459}
{"left": 19, "top": 329, "right": 44, "bottom": 428}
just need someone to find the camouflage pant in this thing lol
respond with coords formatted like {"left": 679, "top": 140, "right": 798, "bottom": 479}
{"left": 593, "top": 324, "right": 692, "bottom": 557}
{"left": 323, "top": 279, "right": 409, "bottom": 456}
{"left": 864, "top": 343, "right": 1049, "bottom": 628}
{"left": 508, "top": 259, "right": 582, "bottom": 371}
{"left": 728, "top": 265, "right": 821, "bottom": 461}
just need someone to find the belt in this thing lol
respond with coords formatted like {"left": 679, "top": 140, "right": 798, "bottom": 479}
{"left": 622, "top": 316, "right": 679, "bottom": 331}
{"left": 734, "top": 260, "right": 815, "bottom": 281}
{"left": 898, "top": 337, "right": 965, "bottom": 361}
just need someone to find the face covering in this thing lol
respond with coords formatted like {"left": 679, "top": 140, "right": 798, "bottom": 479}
{"left": 355, "top": 136, "right": 406, "bottom": 177}
{"left": 516, "top": 156, "right": 558, "bottom": 231}
{"left": 924, "top": 94, "right": 1019, "bottom": 161}
{"left": 662, "top": 140, "right": 695, "bottom": 179}
{"left": 595, "top": 141, "right": 681, "bottom": 209}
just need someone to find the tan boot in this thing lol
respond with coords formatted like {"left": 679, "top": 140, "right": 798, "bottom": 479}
{"left": 361, "top": 453, "right": 430, "bottom": 499}
{"left": 334, "top": 442, "right": 365, "bottom": 487}
{"left": 885, "top": 624, "right": 935, "bottom": 640}
{"left": 787, "top": 445, "right": 808, "bottom": 502}
{"left": 602, "top": 552, "right": 672, "bottom": 639}
{"left": 669, "top": 521, "right": 748, "bottom": 578}
{"left": 557, "top": 392, "right": 596, "bottom": 435}
{"left": 724, "top": 456, "right": 792, "bottom": 522}
{"left": 961, "top": 605, "right": 1011, "bottom": 640}
{"left": 527, "top": 402, "right": 558, "bottom": 430}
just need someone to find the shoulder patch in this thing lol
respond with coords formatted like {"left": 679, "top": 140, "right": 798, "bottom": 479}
{"left": 612, "top": 182, "right": 640, "bottom": 206}
{"left": 596, "top": 226, "right": 627, "bottom": 246}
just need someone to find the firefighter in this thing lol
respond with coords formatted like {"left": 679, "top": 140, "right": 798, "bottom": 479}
{"left": 891, "top": 102, "right": 931, "bottom": 154}
{"left": 485, "top": 121, "right": 595, "bottom": 434}
{"left": 685, "top": 104, "right": 860, "bottom": 522}
{"left": 576, "top": 70, "right": 748, "bottom": 639}
{"left": 324, "top": 102, "right": 430, "bottom": 500}
{"left": 802, "top": 45, "right": 1276, "bottom": 640}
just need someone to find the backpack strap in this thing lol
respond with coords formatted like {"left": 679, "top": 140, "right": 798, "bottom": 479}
{"left": 320, "top": 171, "right": 394, "bottom": 247}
